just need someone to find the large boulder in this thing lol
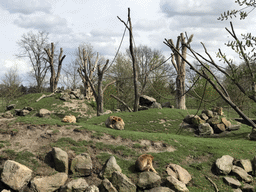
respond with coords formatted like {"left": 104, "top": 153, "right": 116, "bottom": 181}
{"left": 52, "top": 147, "right": 69, "bottom": 174}
{"left": 111, "top": 171, "right": 137, "bottom": 192}
{"left": 61, "top": 178, "right": 89, "bottom": 192}
{"left": 166, "top": 163, "right": 192, "bottom": 185}
{"left": 70, "top": 153, "right": 93, "bottom": 176}
{"left": 31, "top": 172, "right": 68, "bottom": 192}
{"left": 166, "top": 175, "right": 189, "bottom": 192}
{"left": 137, "top": 172, "right": 161, "bottom": 189}
{"left": 139, "top": 95, "right": 156, "bottom": 107}
{"left": 215, "top": 155, "right": 234, "bottom": 175}
{"left": 99, "top": 156, "right": 122, "bottom": 180}
{"left": 232, "top": 165, "right": 253, "bottom": 183}
{"left": 198, "top": 123, "right": 214, "bottom": 136}
{"left": 38, "top": 109, "right": 51, "bottom": 117}
{"left": 1, "top": 160, "right": 33, "bottom": 191}
{"left": 99, "top": 178, "right": 118, "bottom": 192}
{"left": 105, "top": 116, "right": 125, "bottom": 130}
{"left": 6, "top": 104, "right": 16, "bottom": 110}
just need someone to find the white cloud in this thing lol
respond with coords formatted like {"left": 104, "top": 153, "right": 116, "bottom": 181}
{"left": 13, "top": 13, "right": 71, "bottom": 34}
{"left": 0, "top": 0, "right": 51, "bottom": 15}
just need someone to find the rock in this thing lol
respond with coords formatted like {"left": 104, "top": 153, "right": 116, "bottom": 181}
{"left": 215, "top": 155, "right": 234, "bottom": 175}
{"left": 23, "top": 106, "right": 33, "bottom": 111}
{"left": 70, "top": 94, "right": 76, "bottom": 99}
{"left": 162, "top": 102, "right": 172, "bottom": 108}
{"left": 137, "top": 172, "right": 161, "bottom": 189}
{"left": 150, "top": 102, "right": 162, "bottom": 109}
{"left": 38, "top": 108, "right": 51, "bottom": 117}
{"left": 252, "top": 156, "right": 256, "bottom": 176}
{"left": 207, "top": 116, "right": 220, "bottom": 125}
{"left": 147, "top": 187, "right": 175, "bottom": 192}
{"left": 212, "top": 107, "right": 223, "bottom": 115}
{"left": 183, "top": 115, "right": 194, "bottom": 124}
{"left": 52, "top": 147, "right": 69, "bottom": 174}
{"left": 138, "top": 106, "right": 149, "bottom": 111}
{"left": 234, "top": 159, "right": 253, "bottom": 173}
{"left": 223, "top": 176, "right": 241, "bottom": 188}
{"left": 191, "top": 115, "right": 205, "bottom": 126}
{"left": 227, "top": 124, "right": 240, "bottom": 131}
{"left": 232, "top": 188, "right": 243, "bottom": 192}
{"left": 100, "top": 156, "right": 122, "bottom": 180}
{"left": 200, "top": 113, "right": 209, "bottom": 121}
{"left": 60, "top": 93, "right": 70, "bottom": 101}
{"left": 2, "top": 111, "right": 13, "bottom": 118}
{"left": 1, "top": 190, "right": 12, "bottom": 192}
{"left": 31, "top": 172, "right": 68, "bottom": 192}
{"left": 213, "top": 123, "right": 226, "bottom": 134}
{"left": 70, "top": 153, "right": 92, "bottom": 176}
{"left": 99, "top": 178, "right": 118, "bottom": 192}
{"left": 221, "top": 117, "right": 232, "bottom": 128}
{"left": 71, "top": 89, "right": 81, "bottom": 98}
{"left": 105, "top": 116, "right": 125, "bottom": 130}
{"left": 139, "top": 95, "right": 156, "bottom": 107}
{"left": 231, "top": 165, "right": 253, "bottom": 183}
{"left": 62, "top": 115, "right": 76, "bottom": 123}
{"left": 111, "top": 171, "right": 137, "bottom": 192}
{"left": 85, "top": 185, "right": 99, "bottom": 192}
{"left": 100, "top": 110, "right": 112, "bottom": 116}
{"left": 79, "top": 94, "right": 85, "bottom": 100}
{"left": 166, "top": 163, "right": 192, "bottom": 184}
{"left": 166, "top": 175, "right": 189, "bottom": 192}
{"left": 241, "top": 183, "right": 254, "bottom": 192}
{"left": 202, "top": 110, "right": 214, "bottom": 118}
{"left": 198, "top": 123, "right": 214, "bottom": 136}
{"left": 6, "top": 104, "right": 16, "bottom": 110}
{"left": 1, "top": 160, "right": 33, "bottom": 191}
{"left": 15, "top": 109, "right": 30, "bottom": 116}
{"left": 62, "top": 178, "right": 89, "bottom": 192}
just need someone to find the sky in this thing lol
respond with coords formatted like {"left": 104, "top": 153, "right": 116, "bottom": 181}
{"left": 0, "top": 0, "right": 255, "bottom": 86}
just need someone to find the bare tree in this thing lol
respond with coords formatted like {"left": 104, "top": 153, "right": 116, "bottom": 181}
{"left": 77, "top": 44, "right": 98, "bottom": 100}
{"left": 118, "top": 8, "right": 139, "bottom": 112}
{"left": 0, "top": 66, "right": 22, "bottom": 108}
{"left": 44, "top": 42, "right": 66, "bottom": 92}
{"left": 17, "top": 31, "right": 50, "bottom": 92}
{"left": 62, "top": 60, "right": 82, "bottom": 90}
{"left": 166, "top": 33, "right": 193, "bottom": 109}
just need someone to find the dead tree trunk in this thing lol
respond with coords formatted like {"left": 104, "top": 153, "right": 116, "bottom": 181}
{"left": 118, "top": 8, "right": 139, "bottom": 112}
{"left": 167, "top": 33, "right": 193, "bottom": 109}
{"left": 77, "top": 48, "right": 98, "bottom": 101}
{"left": 44, "top": 42, "right": 66, "bottom": 92}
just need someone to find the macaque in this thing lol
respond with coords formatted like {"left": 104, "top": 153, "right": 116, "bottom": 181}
{"left": 135, "top": 154, "right": 158, "bottom": 174}
{"left": 62, "top": 115, "right": 76, "bottom": 123}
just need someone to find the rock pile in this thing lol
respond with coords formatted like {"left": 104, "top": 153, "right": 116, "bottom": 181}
{"left": 215, "top": 155, "right": 255, "bottom": 191}
{"left": 59, "top": 89, "right": 85, "bottom": 101}
{"left": 139, "top": 95, "right": 162, "bottom": 110}
{"left": 182, "top": 107, "right": 240, "bottom": 136}
{"left": 0, "top": 148, "right": 192, "bottom": 192}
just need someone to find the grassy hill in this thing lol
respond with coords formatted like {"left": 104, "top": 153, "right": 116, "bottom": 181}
{"left": 0, "top": 92, "right": 255, "bottom": 191}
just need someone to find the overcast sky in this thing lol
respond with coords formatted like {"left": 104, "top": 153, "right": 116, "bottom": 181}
{"left": 0, "top": 0, "right": 255, "bottom": 86}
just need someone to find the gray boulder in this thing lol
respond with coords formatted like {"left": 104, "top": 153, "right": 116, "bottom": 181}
{"left": 137, "top": 172, "right": 161, "bottom": 189}
{"left": 147, "top": 187, "right": 175, "bottom": 192}
{"left": 31, "top": 172, "right": 68, "bottom": 192}
{"left": 85, "top": 185, "right": 99, "bottom": 192}
{"left": 2, "top": 111, "right": 13, "bottom": 118}
{"left": 99, "top": 178, "right": 118, "bottom": 192}
{"left": 232, "top": 165, "right": 253, "bottom": 183}
{"left": 234, "top": 159, "right": 253, "bottom": 173}
{"left": 198, "top": 123, "right": 214, "bottom": 136}
{"left": 1, "top": 160, "right": 33, "bottom": 191}
{"left": 166, "top": 175, "right": 189, "bottom": 192}
{"left": 100, "top": 156, "right": 122, "bottom": 180}
{"left": 38, "top": 108, "right": 51, "bottom": 117}
{"left": 166, "top": 163, "right": 192, "bottom": 184}
{"left": 61, "top": 178, "right": 89, "bottom": 192}
{"left": 52, "top": 147, "right": 69, "bottom": 174}
{"left": 223, "top": 176, "right": 241, "bottom": 188}
{"left": 139, "top": 95, "right": 156, "bottom": 107}
{"left": 111, "top": 171, "right": 137, "bottom": 192}
{"left": 70, "top": 153, "right": 92, "bottom": 176}
{"left": 215, "top": 155, "right": 234, "bottom": 175}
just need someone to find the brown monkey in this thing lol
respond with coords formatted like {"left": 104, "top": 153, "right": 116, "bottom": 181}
{"left": 135, "top": 154, "right": 158, "bottom": 174}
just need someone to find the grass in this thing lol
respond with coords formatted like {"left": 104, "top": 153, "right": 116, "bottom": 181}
{"left": 1, "top": 92, "right": 256, "bottom": 191}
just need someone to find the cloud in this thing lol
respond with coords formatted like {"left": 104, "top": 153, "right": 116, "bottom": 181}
{"left": 14, "top": 13, "right": 72, "bottom": 34}
{"left": 134, "top": 19, "right": 167, "bottom": 31}
{"left": 0, "top": 0, "right": 51, "bottom": 15}
{"left": 160, "top": 0, "right": 232, "bottom": 17}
